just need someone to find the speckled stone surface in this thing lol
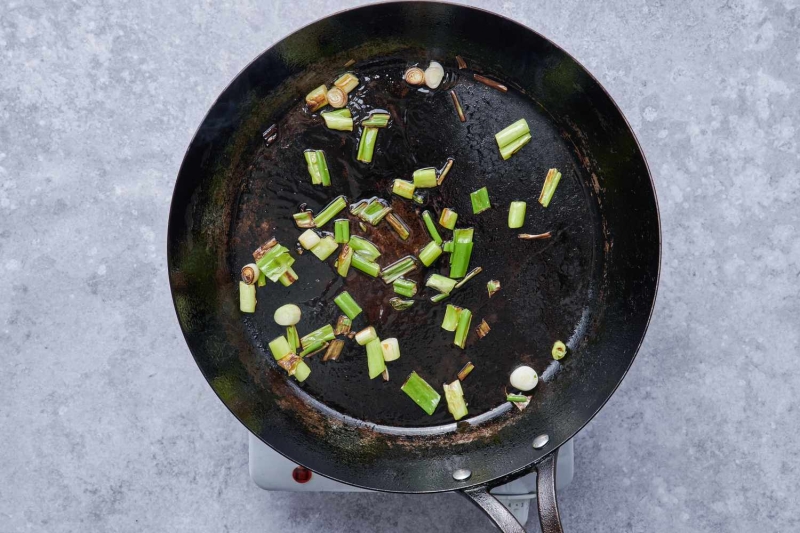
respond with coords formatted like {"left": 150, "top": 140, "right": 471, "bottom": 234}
{"left": 1, "top": 0, "right": 798, "bottom": 531}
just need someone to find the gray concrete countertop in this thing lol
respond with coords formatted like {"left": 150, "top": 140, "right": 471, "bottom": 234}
{"left": 1, "top": 1, "right": 798, "bottom": 531}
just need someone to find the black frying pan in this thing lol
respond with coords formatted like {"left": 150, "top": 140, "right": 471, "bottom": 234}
{"left": 167, "top": 3, "right": 660, "bottom": 532}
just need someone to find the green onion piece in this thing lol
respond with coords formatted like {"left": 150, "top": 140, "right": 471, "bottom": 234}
{"left": 277, "top": 353, "right": 301, "bottom": 374}
{"left": 239, "top": 281, "right": 256, "bottom": 313}
{"left": 336, "top": 244, "right": 354, "bottom": 277}
{"left": 348, "top": 235, "right": 381, "bottom": 260}
{"left": 274, "top": 304, "right": 301, "bottom": 326}
{"left": 393, "top": 277, "right": 417, "bottom": 297}
{"left": 355, "top": 326, "right": 377, "bottom": 346}
{"left": 350, "top": 200, "right": 368, "bottom": 217}
{"left": 470, "top": 187, "right": 491, "bottom": 214}
{"left": 552, "top": 340, "right": 567, "bottom": 360}
{"left": 299, "top": 340, "right": 329, "bottom": 357}
{"left": 454, "top": 227, "right": 474, "bottom": 243}
{"left": 380, "top": 256, "right": 418, "bottom": 284}
{"left": 426, "top": 273, "right": 457, "bottom": 295}
{"left": 442, "top": 240, "right": 454, "bottom": 253}
{"left": 311, "top": 236, "right": 338, "bottom": 260}
{"left": 298, "top": 229, "right": 321, "bottom": 250}
{"left": 401, "top": 372, "right": 441, "bottom": 415}
{"left": 252, "top": 237, "right": 278, "bottom": 261}
{"left": 487, "top": 279, "right": 501, "bottom": 297}
{"left": 454, "top": 266, "right": 483, "bottom": 289}
{"left": 412, "top": 192, "right": 425, "bottom": 205}
{"left": 257, "top": 245, "right": 296, "bottom": 282}
{"left": 382, "top": 368, "right": 390, "bottom": 381}
{"left": 381, "top": 338, "right": 400, "bottom": 361}
{"left": 357, "top": 126, "right": 378, "bottom": 163}
{"left": 359, "top": 221, "right": 367, "bottom": 232}
{"left": 508, "top": 201, "right": 527, "bottom": 228}
{"left": 361, "top": 113, "right": 390, "bottom": 128}
{"left": 475, "top": 319, "right": 491, "bottom": 339}
{"left": 449, "top": 242, "right": 473, "bottom": 279}
{"left": 507, "top": 394, "right": 529, "bottom": 403}
{"left": 422, "top": 211, "right": 442, "bottom": 244}
{"left": 321, "top": 110, "right": 353, "bottom": 131}
{"left": 360, "top": 199, "right": 392, "bottom": 225}
{"left": 324, "top": 108, "right": 351, "bottom": 118}
{"left": 499, "top": 133, "right": 531, "bottom": 160}
{"left": 334, "top": 291, "right": 362, "bottom": 319}
{"left": 278, "top": 267, "right": 298, "bottom": 287}
{"left": 439, "top": 208, "right": 458, "bottom": 230}
{"left": 351, "top": 252, "right": 381, "bottom": 277}
{"left": 457, "top": 362, "right": 474, "bottom": 381}
{"left": 442, "top": 304, "right": 462, "bottom": 331}
{"left": 418, "top": 241, "right": 442, "bottom": 267}
{"left": 305, "top": 84, "right": 328, "bottom": 112}
{"left": 257, "top": 271, "right": 266, "bottom": 287}
{"left": 430, "top": 292, "right": 449, "bottom": 303}
{"left": 334, "top": 219, "right": 350, "bottom": 243}
{"left": 304, "top": 150, "right": 331, "bottom": 186}
{"left": 334, "top": 315, "right": 352, "bottom": 335}
{"left": 334, "top": 73, "right": 359, "bottom": 93}
{"left": 366, "top": 339, "right": 386, "bottom": 379}
{"left": 450, "top": 90, "right": 466, "bottom": 122}
{"left": 454, "top": 308, "right": 472, "bottom": 349}
{"left": 293, "top": 210, "right": 316, "bottom": 228}
{"left": 385, "top": 213, "right": 410, "bottom": 240}
{"left": 392, "top": 179, "right": 416, "bottom": 199}
{"left": 294, "top": 361, "right": 311, "bottom": 382}
{"left": 495, "top": 118, "right": 530, "bottom": 149}
{"left": 443, "top": 380, "right": 468, "bottom": 420}
{"left": 539, "top": 168, "right": 563, "bottom": 207}
{"left": 300, "top": 324, "right": 335, "bottom": 350}
{"left": 269, "top": 336, "right": 293, "bottom": 360}
{"left": 323, "top": 339, "right": 345, "bottom": 362}
{"left": 518, "top": 232, "right": 552, "bottom": 240}
{"left": 389, "top": 297, "right": 415, "bottom": 310}
{"left": 286, "top": 325, "right": 300, "bottom": 350}
{"left": 313, "top": 196, "right": 347, "bottom": 227}
{"left": 413, "top": 167, "right": 438, "bottom": 188}
{"left": 437, "top": 158, "right": 454, "bottom": 186}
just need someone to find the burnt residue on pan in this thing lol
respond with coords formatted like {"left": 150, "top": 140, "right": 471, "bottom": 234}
{"left": 229, "top": 60, "right": 605, "bottom": 427}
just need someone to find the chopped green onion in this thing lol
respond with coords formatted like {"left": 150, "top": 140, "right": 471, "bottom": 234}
{"left": 454, "top": 227, "right": 474, "bottom": 243}
{"left": 239, "top": 281, "right": 256, "bottom": 313}
{"left": 449, "top": 228, "right": 474, "bottom": 279}
{"left": 457, "top": 362, "right": 474, "bottom": 381}
{"left": 357, "top": 126, "right": 378, "bottom": 163}
{"left": 413, "top": 168, "right": 438, "bottom": 188}
{"left": 470, "top": 187, "right": 491, "bottom": 214}
{"left": 454, "top": 308, "right": 472, "bottom": 349}
{"left": 323, "top": 339, "right": 345, "bottom": 362}
{"left": 495, "top": 118, "right": 530, "bottom": 149}
{"left": 286, "top": 325, "right": 300, "bottom": 350}
{"left": 241, "top": 263, "right": 258, "bottom": 288}
{"left": 293, "top": 210, "right": 316, "bottom": 229}
{"left": 252, "top": 237, "right": 278, "bottom": 261}
{"left": 256, "top": 244, "right": 295, "bottom": 282}
{"left": 334, "top": 219, "right": 350, "bottom": 243}
{"left": 539, "top": 168, "right": 562, "bottom": 207}
{"left": 418, "top": 241, "right": 442, "bottom": 266}
{"left": 401, "top": 372, "right": 441, "bottom": 415}
{"left": 359, "top": 199, "right": 392, "bottom": 225}
{"left": 404, "top": 67, "right": 425, "bottom": 85}
{"left": 437, "top": 158, "right": 454, "bottom": 186}
{"left": 442, "top": 240, "right": 454, "bottom": 253}
{"left": 412, "top": 192, "right": 425, "bottom": 205}
{"left": 274, "top": 304, "right": 301, "bottom": 326}
{"left": 382, "top": 368, "right": 390, "bottom": 381}
{"left": 336, "top": 244, "right": 354, "bottom": 277}
{"left": 355, "top": 326, "right": 377, "bottom": 346}
{"left": 257, "top": 271, "right": 266, "bottom": 287}
{"left": 304, "top": 150, "right": 331, "bottom": 186}
{"left": 334, "top": 73, "right": 359, "bottom": 93}
{"left": 430, "top": 293, "right": 449, "bottom": 303}
{"left": 392, "top": 179, "right": 416, "bottom": 199}
{"left": 351, "top": 252, "right": 380, "bottom": 277}
{"left": 507, "top": 394, "right": 529, "bottom": 403}
{"left": 487, "top": 279, "right": 501, "bottom": 297}
{"left": 334, "top": 291, "right": 362, "bottom": 320}
{"left": 305, "top": 84, "right": 328, "bottom": 112}
{"left": 299, "top": 340, "right": 329, "bottom": 357}
{"left": 508, "top": 201, "right": 527, "bottom": 228}
{"left": 450, "top": 90, "right": 466, "bottom": 122}
{"left": 552, "top": 340, "right": 567, "bottom": 360}
{"left": 334, "top": 315, "right": 352, "bottom": 335}
{"left": 350, "top": 200, "right": 368, "bottom": 217}
{"left": 510, "top": 365, "right": 538, "bottom": 391}
{"left": 366, "top": 339, "right": 386, "bottom": 379}
{"left": 380, "top": 338, "right": 400, "bottom": 362}
{"left": 380, "top": 256, "right": 418, "bottom": 284}
{"left": 277, "top": 353, "right": 301, "bottom": 374}
{"left": 326, "top": 86, "right": 347, "bottom": 108}
{"left": 422, "top": 211, "right": 442, "bottom": 244}
{"left": 442, "top": 304, "right": 462, "bottom": 331}
{"left": 294, "top": 361, "right": 311, "bottom": 382}
{"left": 321, "top": 109, "right": 353, "bottom": 131}
{"left": 269, "top": 336, "right": 293, "bottom": 360}
{"left": 439, "top": 208, "right": 458, "bottom": 230}
{"left": 278, "top": 267, "right": 298, "bottom": 287}
{"left": 386, "top": 213, "right": 410, "bottom": 240}
{"left": 499, "top": 133, "right": 531, "bottom": 160}
{"left": 298, "top": 229, "right": 321, "bottom": 250}
{"left": 348, "top": 235, "right": 381, "bottom": 260}
{"left": 519, "top": 232, "right": 552, "bottom": 240}
{"left": 426, "top": 273, "right": 457, "bottom": 295}
{"left": 361, "top": 113, "right": 390, "bottom": 127}
{"left": 389, "top": 297, "right": 415, "bottom": 310}
{"left": 311, "top": 236, "right": 338, "bottom": 260}
{"left": 313, "top": 196, "right": 347, "bottom": 227}
{"left": 443, "top": 380, "right": 468, "bottom": 420}
{"left": 300, "top": 325, "right": 335, "bottom": 350}
{"left": 359, "top": 221, "right": 367, "bottom": 232}
{"left": 393, "top": 277, "right": 417, "bottom": 297}
{"left": 475, "top": 319, "right": 490, "bottom": 339}
{"left": 454, "top": 266, "right": 482, "bottom": 289}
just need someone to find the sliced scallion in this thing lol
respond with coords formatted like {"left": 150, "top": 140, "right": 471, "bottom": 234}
{"left": 278, "top": 267, "right": 298, "bottom": 287}
{"left": 355, "top": 326, "right": 377, "bottom": 346}
{"left": 475, "top": 319, "right": 491, "bottom": 339}
{"left": 252, "top": 237, "right": 278, "bottom": 261}
{"left": 321, "top": 109, "right": 353, "bottom": 131}
{"left": 305, "top": 84, "right": 328, "bottom": 112}
{"left": 380, "top": 337, "right": 400, "bottom": 362}
{"left": 449, "top": 228, "right": 474, "bottom": 279}
{"left": 401, "top": 372, "right": 441, "bottom": 415}
{"left": 348, "top": 235, "right": 381, "bottom": 260}
{"left": 239, "top": 281, "right": 256, "bottom": 313}
{"left": 300, "top": 324, "right": 335, "bottom": 350}
{"left": 386, "top": 213, "right": 410, "bottom": 240}
{"left": 293, "top": 210, "right": 316, "bottom": 228}
{"left": 392, "top": 179, "right": 416, "bottom": 199}
{"left": 362, "top": 113, "right": 390, "bottom": 128}
{"left": 304, "top": 150, "right": 331, "bottom": 186}
{"left": 299, "top": 340, "right": 329, "bottom": 357}
{"left": 389, "top": 297, "right": 415, "bottom": 310}
{"left": 413, "top": 167, "right": 438, "bottom": 188}
{"left": 357, "top": 126, "right": 378, "bottom": 163}
{"left": 507, "top": 394, "right": 529, "bottom": 403}
{"left": 298, "top": 229, "right": 321, "bottom": 250}
{"left": 323, "top": 339, "right": 345, "bottom": 362}
{"left": 241, "top": 263, "right": 259, "bottom": 285}
{"left": 439, "top": 208, "right": 458, "bottom": 230}
{"left": 277, "top": 353, "right": 301, "bottom": 374}
{"left": 269, "top": 336, "right": 293, "bottom": 360}
{"left": 313, "top": 196, "right": 347, "bottom": 227}
{"left": 552, "top": 340, "right": 567, "bottom": 360}
{"left": 430, "top": 293, "right": 449, "bottom": 303}
{"left": 412, "top": 192, "right": 425, "bottom": 205}
{"left": 382, "top": 368, "right": 390, "bottom": 381}
{"left": 311, "top": 236, "right": 338, "bottom": 261}
{"left": 256, "top": 244, "right": 295, "bottom": 282}
{"left": 334, "top": 219, "right": 350, "bottom": 243}
{"left": 351, "top": 252, "right": 380, "bottom": 277}
{"left": 334, "top": 291, "right": 362, "bottom": 320}
{"left": 454, "top": 266, "right": 482, "bottom": 289}
{"left": 442, "top": 304, "right": 462, "bottom": 332}
{"left": 404, "top": 67, "right": 425, "bottom": 86}
{"left": 286, "top": 325, "right": 300, "bottom": 350}
{"left": 334, "top": 315, "right": 352, "bottom": 335}
{"left": 518, "top": 232, "right": 552, "bottom": 240}
{"left": 499, "top": 133, "right": 531, "bottom": 160}
{"left": 539, "top": 168, "right": 562, "bottom": 207}
{"left": 454, "top": 308, "right": 472, "bottom": 349}
{"left": 422, "top": 211, "right": 442, "bottom": 244}
{"left": 326, "top": 86, "right": 347, "bottom": 109}
{"left": 393, "top": 277, "right": 417, "bottom": 297}
{"left": 336, "top": 244, "right": 354, "bottom": 277}
{"left": 293, "top": 361, "right": 311, "bottom": 382}
{"left": 334, "top": 72, "right": 359, "bottom": 93}
{"left": 470, "top": 187, "right": 491, "bottom": 214}
{"left": 495, "top": 118, "right": 530, "bottom": 149}
{"left": 443, "top": 380, "right": 468, "bottom": 421}
{"left": 508, "top": 201, "right": 527, "bottom": 228}
{"left": 450, "top": 90, "right": 466, "bottom": 122}
{"left": 366, "top": 339, "right": 386, "bottom": 379}
{"left": 380, "top": 256, "right": 417, "bottom": 284}
{"left": 359, "top": 199, "right": 392, "bottom": 225}
{"left": 437, "top": 158, "right": 454, "bottom": 186}
{"left": 257, "top": 271, "right": 266, "bottom": 287}
{"left": 426, "top": 273, "right": 457, "bottom": 295}
{"left": 487, "top": 279, "right": 501, "bottom": 297}
{"left": 418, "top": 241, "right": 442, "bottom": 266}
{"left": 442, "top": 240, "right": 454, "bottom": 253}
{"left": 274, "top": 304, "right": 301, "bottom": 326}
{"left": 473, "top": 74, "right": 508, "bottom": 93}
{"left": 457, "top": 362, "right": 474, "bottom": 381}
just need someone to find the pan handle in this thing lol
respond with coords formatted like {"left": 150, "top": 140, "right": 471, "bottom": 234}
{"left": 460, "top": 451, "right": 563, "bottom": 533}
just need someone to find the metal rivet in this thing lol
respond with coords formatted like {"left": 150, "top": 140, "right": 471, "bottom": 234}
{"left": 452, "top": 468, "right": 472, "bottom": 481}
{"left": 532, "top": 434, "right": 550, "bottom": 449}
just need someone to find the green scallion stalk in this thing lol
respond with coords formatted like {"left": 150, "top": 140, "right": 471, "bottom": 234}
{"left": 454, "top": 308, "right": 472, "bottom": 349}
{"left": 426, "top": 273, "right": 457, "bottom": 295}
{"left": 475, "top": 319, "right": 491, "bottom": 339}
{"left": 311, "top": 236, "right": 338, "bottom": 261}
{"left": 355, "top": 326, "right": 378, "bottom": 346}
{"left": 299, "top": 340, "right": 328, "bottom": 357}
{"left": 334, "top": 73, "right": 359, "bottom": 94}
{"left": 412, "top": 167, "right": 438, "bottom": 188}
{"left": 305, "top": 84, "right": 328, "bottom": 112}
{"left": 449, "top": 242, "right": 473, "bottom": 279}
{"left": 443, "top": 379, "right": 468, "bottom": 421}
{"left": 304, "top": 150, "right": 331, "bottom": 186}
{"left": 418, "top": 241, "right": 442, "bottom": 267}
{"left": 257, "top": 271, "right": 266, "bottom": 287}
{"left": 430, "top": 292, "right": 449, "bottom": 303}
{"left": 293, "top": 360, "right": 311, "bottom": 382}
{"left": 278, "top": 267, "right": 298, "bottom": 287}
{"left": 361, "top": 113, "right": 390, "bottom": 128}
{"left": 286, "top": 325, "right": 300, "bottom": 350}
{"left": 392, "top": 179, "right": 416, "bottom": 199}
{"left": 385, "top": 213, "right": 410, "bottom": 240}
{"left": 422, "top": 211, "right": 442, "bottom": 244}
{"left": 393, "top": 277, "right": 417, "bottom": 297}
{"left": 334, "top": 315, "right": 352, "bottom": 335}
{"left": 442, "top": 240, "right": 454, "bottom": 253}
{"left": 457, "top": 362, "right": 474, "bottom": 381}
{"left": 389, "top": 297, "right": 415, "bottom": 310}
{"left": 552, "top": 340, "right": 567, "bottom": 360}
{"left": 437, "top": 158, "right": 454, "bottom": 186}
{"left": 313, "top": 196, "right": 347, "bottom": 227}
{"left": 298, "top": 229, "right": 321, "bottom": 250}
{"left": 470, "top": 187, "right": 491, "bottom": 214}
{"left": 336, "top": 244, "right": 353, "bottom": 277}
{"left": 321, "top": 110, "right": 354, "bottom": 131}
{"left": 360, "top": 199, "right": 392, "bottom": 225}
{"left": 323, "top": 339, "right": 345, "bottom": 361}
{"left": 442, "top": 304, "right": 462, "bottom": 331}
{"left": 366, "top": 339, "right": 386, "bottom": 379}
{"left": 348, "top": 235, "right": 381, "bottom": 260}
{"left": 508, "top": 201, "right": 527, "bottom": 228}
{"left": 257, "top": 244, "right": 296, "bottom": 282}
{"left": 538, "top": 168, "right": 563, "bottom": 207}
{"left": 380, "top": 256, "right": 417, "bottom": 284}
{"left": 381, "top": 337, "right": 400, "bottom": 361}
{"left": 300, "top": 324, "right": 335, "bottom": 350}
{"left": 499, "top": 133, "right": 531, "bottom": 160}
{"left": 495, "top": 118, "right": 530, "bottom": 149}
{"left": 401, "top": 372, "right": 441, "bottom": 415}
{"left": 454, "top": 266, "right": 483, "bottom": 289}
{"left": 324, "top": 108, "right": 351, "bottom": 118}
{"left": 334, "top": 291, "right": 362, "bottom": 319}
{"left": 334, "top": 219, "right": 350, "bottom": 243}
{"left": 351, "top": 252, "right": 380, "bottom": 277}
{"left": 439, "top": 208, "right": 458, "bottom": 230}
{"left": 412, "top": 192, "right": 425, "bottom": 205}
{"left": 269, "top": 336, "right": 293, "bottom": 360}
{"left": 454, "top": 227, "right": 474, "bottom": 243}
{"left": 293, "top": 210, "right": 316, "bottom": 228}
{"left": 357, "top": 126, "right": 378, "bottom": 163}
{"left": 350, "top": 200, "right": 369, "bottom": 217}
{"left": 507, "top": 394, "right": 529, "bottom": 403}
{"left": 487, "top": 279, "right": 501, "bottom": 297}
{"left": 239, "top": 281, "right": 256, "bottom": 313}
